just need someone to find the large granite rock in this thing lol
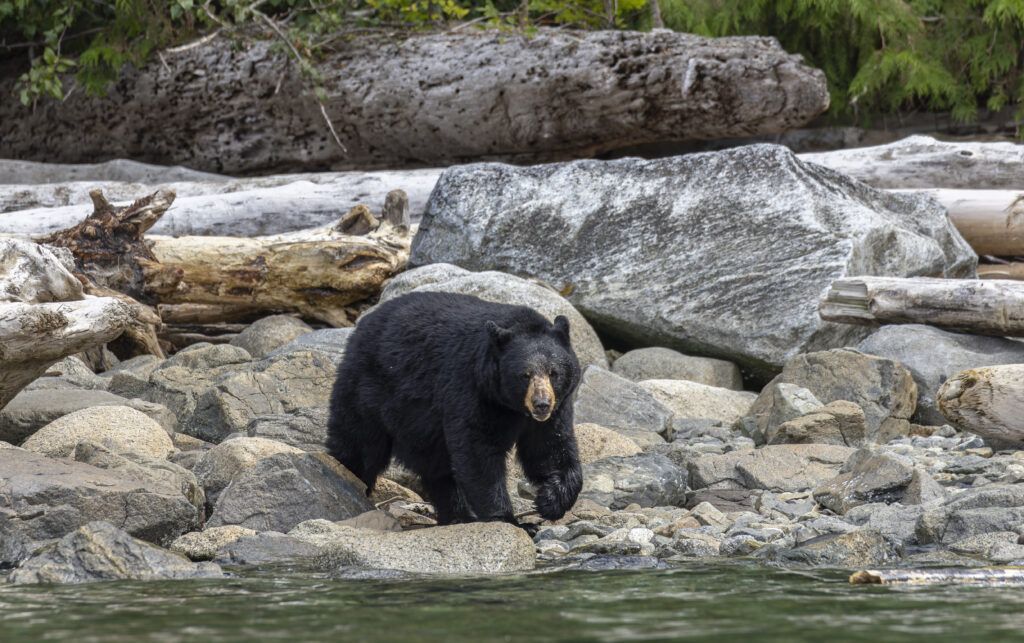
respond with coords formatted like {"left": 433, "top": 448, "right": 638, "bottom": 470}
{"left": 0, "top": 388, "right": 175, "bottom": 444}
{"left": 579, "top": 453, "right": 688, "bottom": 509}
{"left": 0, "top": 449, "right": 199, "bottom": 548}
{"left": 207, "top": 452, "right": 373, "bottom": 532}
{"left": 573, "top": 366, "right": 672, "bottom": 443}
{"left": 638, "top": 379, "right": 756, "bottom": 425}
{"left": 857, "top": 325, "right": 1024, "bottom": 425}
{"left": 243, "top": 408, "right": 330, "bottom": 452}
{"left": 813, "top": 449, "right": 915, "bottom": 514}
{"left": 410, "top": 145, "right": 976, "bottom": 376}
{"left": 229, "top": 315, "right": 313, "bottom": 359}
{"left": 193, "top": 437, "right": 305, "bottom": 504}
{"left": 8, "top": 521, "right": 222, "bottom": 585}
{"left": 688, "top": 444, "right": 855, "bottom": 492}
{"left": 375, "top": 264, "right": 607, "bottom": 368}
{"left": 741, "top": 349, "right": 917, "bottom": 444}
{"left": 21, "top": 406, "right": 174, "bottom": 460}
{"left": 612, "top": 347, "right": 743, "bottom": 389}
{"left": 308, "top": 522, "right": 536, "bottom": 574}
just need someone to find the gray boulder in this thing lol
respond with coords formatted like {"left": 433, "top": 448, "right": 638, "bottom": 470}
{"left": 311, "top": 522, "right": 536, "bottom": 574}
{"left": 916, "top": 485, "right": 1024, "bottom": 544}
{"left": 229, "top": 315, "right": 313, "bottom": 359}
{"left": 737, "top": 383, "right": 823, "bottom": 444}
{"left": 375, "top": 263, "right": 607, "bottom": 368}
{"left": 688, "top": 444, "right": 855, "bottom": 492}
{"left": 21, "top": 406, "right": 174, "bottom": 460}
{"left": 213, "top": 532, "right": 321, "bottom": 566}
{"left": 0, "top": 388, "right": 175, "bottom": 444}
{"left": 767, "top": 401, "right": 867, "bottom": 446}
{"left": 207, "top": 452, "right": 373, "bottom": 532}
{"left": 857, "top": 325, "right": 1024, "bottom": 425}
{"left": 267, "top": 328, "right": 352, "bottom": 361}
{"left": 579, "top": 453, "right": 688, "bottom": 509}
{"left": 612, "top": 347, "right": 743, "bottom": 389}
{"left": 8, "top": 521, "right": 222, "bottom": 585}
{"left": 813, "top": 449, "right": 915, "bottom": 514}
{"left": 757, "top": 529, "right": 900, "bottom": 567}
{"left": 638, "top": 379, "right": 755, "bottom": 426}
{"left": 193, "top": 437, "right": 304, "bottom": 505}
{"left": 411, "top": 145, "right": 976, "bottom": 377}
{"left": 1, "top": 449, "right": 199, "bottom": 547}
{"left": 573, "top": 366, "right": 672, "bottom": 442}
{"left": 244, "top": 408, "right": 330, "bottom": 452}
{"left": 741, "top": 349, "right": 917, "bottom": 444}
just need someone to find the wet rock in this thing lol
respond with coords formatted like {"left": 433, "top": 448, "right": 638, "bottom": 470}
{"left": 376, "top": 263, "right": 607, "bottom": 368}
{"left": 573, "top": 366, "right": 672, "bottom": 442}
{"left": 947, "top": 531, "right": 1018, "bottom": 556}
{"left": 737, "top": 383, "right": 823, "bottom": 444}
{"left": 214, "top": 532, "right": 320, "bottom": 566}
{"left": 193, "top": 437, "right": 305, "bottom": 505}
{"left": 207, "top": 452, "right": 373, "bottom": 533}
{"left": 8, "top": 521, "right": 222, "bottom": 584}
{"left": 244, "top": 408, "right": 329, "bottom": 452}
{"left": 857, "top": 325, "right": 1024, "bottom": 425}
{"left": 638, "top": 379, "right": 756, "bottom": 426}
{"left": 0, "top": 389, "right": 175, "bottom": 445}
{"left": 612, "top": 347, "right": 743, "bottom": 390}
{"left": 758, "top": 529, "right": 900, "bottom": 567}
{"left": 230, "top": 315, "right": 313, "bottom": 359}
{"left": 314, "top": 522, "right": 536, "bottom": 574}
{"left": 843, "top": 503, "right": 923, "bottom": 547}
{"left": 336, "top": 511, "right": 402, "bottom": 532}
{"left": 767, "top": 401, "right": 867, "bottom": 446}
{"left": 742, "top": 349, "right": 917, "bottom": 444}
{"left": 917, "top": 485, "right": 1024, "bottom": 544}
{"left": 579, "top": 453, "right": 688, "bottom": 509}
{"left": 574, "top": 554, "right": 669, "bottom": 571}
{"left": 813, "top": 449, "right": 915, "bottom": 514}
{"left": 688, "top": 444, "right": 855, "bottom": 492}
{"left": 21, "top": 406, "right": 173, "bottom": 460}
{"left": 171, "top": 526, "right": 257, "bottom": 561}
{"left": 411, "top": 145, "right": 974, "bottom": 377}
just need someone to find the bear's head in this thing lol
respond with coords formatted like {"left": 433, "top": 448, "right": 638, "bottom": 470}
{"left": 485, "top": 315, "right": 581, "bottom": 422}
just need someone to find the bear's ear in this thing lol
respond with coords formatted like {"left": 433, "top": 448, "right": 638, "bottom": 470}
{"left": 553, "top": 315, "right": 571, "bottom": 343}
{"left": 486, "top": 320, "right": 514, "bottom": 348}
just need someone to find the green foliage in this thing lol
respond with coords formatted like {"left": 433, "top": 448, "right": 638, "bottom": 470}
{"left": 657, "top": 0, "right": 1024, "bottom": 122}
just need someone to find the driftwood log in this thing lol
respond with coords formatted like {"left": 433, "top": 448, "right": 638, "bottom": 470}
{"left": 938, "top": 365, "right": 1024, "bottom": 444}
{"left": 803, "top": 135, "right": 1024, "bottom": 189}
{"left": 37, "top": 188, "right": 411, "bottom": 328}
{"left": 0, "top": 30, "right": 828, "bottom": 173}
{"left": 0, "top": 239, "right": 133, "bottom": 408}
{"left": 978, "top": 263, "right": 1024, "bottom": 280}
{"left": 892, "top": 188, "right": 1024, "bottom": 257}
{"left": 819, "top": 276, "right": 1024, "bottom": 336}
{"left": 0, "top": 168, "right": 443, "bottom": 236}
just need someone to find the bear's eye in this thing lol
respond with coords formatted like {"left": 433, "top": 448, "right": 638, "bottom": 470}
{"left": 550, "top": 368, "right": 561, "bottom": 380}
{"left": 522, "top": 372, "right": 531, "bottom": 379}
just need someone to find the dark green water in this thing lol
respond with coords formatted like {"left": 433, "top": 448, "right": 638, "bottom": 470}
{"left": 2, "top": 562, "right": 1024, "bottom": 642}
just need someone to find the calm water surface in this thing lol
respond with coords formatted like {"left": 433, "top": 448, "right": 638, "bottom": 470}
{"left": 2, "top": 562, "right": 1024, "bottom": 642}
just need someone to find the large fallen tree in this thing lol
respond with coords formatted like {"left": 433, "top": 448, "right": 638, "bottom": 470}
{"left": 938, "top": 365, "right": 1024, "bottom": 444}
{"left": 0, "top": 29, "right": 829, "bottom": 174}
{"left": 819, "top": 276, "right": 1024, "bottom": 336}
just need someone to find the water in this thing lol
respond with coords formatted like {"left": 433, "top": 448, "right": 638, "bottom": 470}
{"left": 2, "top": 562, "right": 1024, "bottom": 642}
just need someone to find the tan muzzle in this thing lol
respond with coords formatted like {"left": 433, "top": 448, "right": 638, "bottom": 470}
{"left": 525, "top": 373, "right": 556, "bottom": 422}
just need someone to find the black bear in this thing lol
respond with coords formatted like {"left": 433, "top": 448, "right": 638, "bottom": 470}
{"left": 327, "top": 291, "right": 583, "bottom": 530}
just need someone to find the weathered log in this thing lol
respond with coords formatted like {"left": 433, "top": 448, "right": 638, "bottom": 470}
{"left": 0, "top": 30, "right": 828, "bottom": 173}
{"left": 937, "top": 365, "right": 1024, "bottom": 444}
{"left": 893, "top": 188, "right": 1024, "bottom": 257}
{"left": 802, "top": 135, "right": 1024, "bottom": 189}
{"left": 851, "top": 568, "right": 1024, "bottom": 586}
{"left": 0, "top": 238, "right": 134, "bottom": 408}
{"left": 0, "top": 169, "right": 443, "bottom": 235}
{"left": 0, "top": 158, "right": 227, "bottom": 184}
{"left": 819, "top": 276, "right": 1024, "bottom": 336}
{"left": 978, "top": 263, "right": 1024, "bottom": 280}
{"left": 148, "top": 217, "right": 409, "bottom": 326}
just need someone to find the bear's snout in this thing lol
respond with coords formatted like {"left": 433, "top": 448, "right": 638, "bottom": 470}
{"left": 525, "top": 373, "right": 555, "bottom": 422}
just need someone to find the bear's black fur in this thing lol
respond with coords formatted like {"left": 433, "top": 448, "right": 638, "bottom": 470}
{"left": 326, "top": 291, "right": 583, "bottom": 529}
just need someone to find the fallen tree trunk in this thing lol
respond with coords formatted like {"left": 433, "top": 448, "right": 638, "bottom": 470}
{"left": 978, "top": 263, "right": 1024, "bottom": 280}
{"left": 0, "top": 158, "right": 227, "bottom": 184}
{"left": 0, "top": 30, "right": 828, "bottom": 173}
{"left": 819, "top": 276, "right": 1024, "bottom": 336}
{"left": 802, "top": 135, "right": 1024, "bottom": 189}
{"left": 0, "top": 238, "right": 134, "bottom": 409}
{"left": 938, "top": 365, "right": 1024, "bottom": 444}
{"left": 894, "top": 188, "right": 1024, "bottom": 257}
{"left": 0, "top": 169, "right": 441, "bottom": 235}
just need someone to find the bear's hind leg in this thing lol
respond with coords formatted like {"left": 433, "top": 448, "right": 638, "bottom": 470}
{"left": 327, "top": 408, "right": 392, "bottom": 492}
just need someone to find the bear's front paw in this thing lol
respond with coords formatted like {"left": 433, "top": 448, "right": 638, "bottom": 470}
{"left": 534, "top": 483, "right": 572, "bottom": 521}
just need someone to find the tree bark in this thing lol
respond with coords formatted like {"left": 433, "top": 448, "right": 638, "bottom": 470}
{"left": 0, "top": 30, "right": 829, "bottom": 174}
{"left": 938, "top": 365, "right": 1024, "bottom": 444}
{"left": 802, "top": 135, "right": 1024, "bottom": 189}
{"left": 819, "top": 276, "right": 1024, "bottom": 336}
{"left": 0, "top": 168, "right": 443, "bottom": 235}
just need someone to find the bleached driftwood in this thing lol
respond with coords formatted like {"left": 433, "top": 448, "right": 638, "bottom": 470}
{"left": 802, "top": 135, "right": 1024, "bottom": 189}
{"left": 819, "top": 276, "right": 1024, "bottom": 336}
{"left": 0, "top": 238, "right": 133, "bottom": 408}
{"left": 0, "top": 169, "right": 443, "bottom": 235}
{"left": 978, "top": 263, "right": 1024, "bottom": 280}
{"left": 938, "top": 365, "right": 1024, "bottom": 444}
{"left": 892, "top": 188, "right": 1024, "bottom": 257}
